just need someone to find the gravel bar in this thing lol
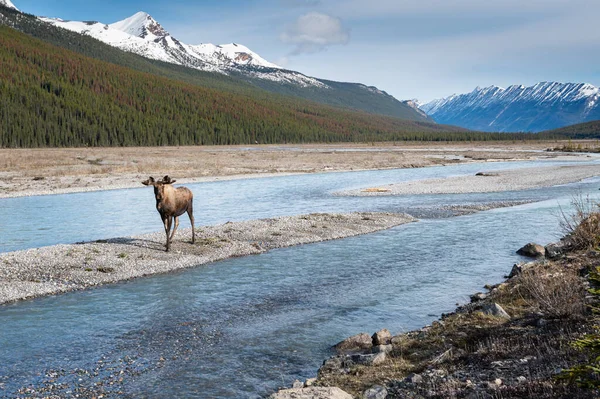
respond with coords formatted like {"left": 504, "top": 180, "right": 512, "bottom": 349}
{"left": 337, "top": 164, "right": 600, "bottom": 196}
{"left": 0, "top": 212, "right": 416, "bottom": 305}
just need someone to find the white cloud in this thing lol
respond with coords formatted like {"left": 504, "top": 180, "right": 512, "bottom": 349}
{"left": 280, "top": 12, "right": 350, "bottom": 55}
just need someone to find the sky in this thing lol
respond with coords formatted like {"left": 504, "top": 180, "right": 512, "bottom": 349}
{"left": 12, "top": 0, "right": 600, "bottom": 102}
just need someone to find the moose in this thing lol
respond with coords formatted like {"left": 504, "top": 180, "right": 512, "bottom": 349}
{"left": 142, "top": 176, "right": 195, "bottom": 252}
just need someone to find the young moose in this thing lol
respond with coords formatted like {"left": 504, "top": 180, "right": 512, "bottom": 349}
{"left": 142, "top": 176, "right": 195, "bottom": 252}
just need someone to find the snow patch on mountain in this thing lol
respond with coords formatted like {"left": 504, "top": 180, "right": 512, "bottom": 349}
{"left": 38, "top": 11, "right": 333, "bottom": 89}
{"left": 0, "top": 0, "right": 18, "bottom": 11}
{"left": 420, "top": 82, "right": 600, "bottom": 132}
{"left": 109, "top": 11, "right": 168, "bottom": 40}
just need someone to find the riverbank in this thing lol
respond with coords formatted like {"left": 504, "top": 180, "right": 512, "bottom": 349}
{"left": 276, "top": 233, "right": 600, "bottom": 398}
{"left": 0, "top": 212, "right": 415, "bottom": 305}
{"left": 0, "top": 141, "right": 593, "bottom": 198}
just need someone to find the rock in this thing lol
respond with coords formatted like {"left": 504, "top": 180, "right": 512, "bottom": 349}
{"left": 517, "top": 376, "right": 527, "bottom": 384}
{"left": 371, "top": 352, "right": 387, "bottom": 365}
{"left": 404, "top": 373, "right": 423, "bottom": 384}
{"left": 334, "top": 333, "right": 372, "bottom": 353}
{"left": 545, "top": 242, "right": 567, "bottom": 259}
{"left": 482, "top": 303, "right": 511, "bottom": 319}
{"left": 350, "top": 352, "right": 387, "bottom": 366}
{"left": 363, "top": 385, "right": 387, "bottom": 399}
{"left": 470, "top": 292, "right": 488, "bottom": 302}
{"left": 373, "top": 344, "right": 393, "bottom": 353}
{"left": 320, "top": 356, "right": 344, "bottom": 375}
{"left": 508, "top": 263, "right": 522, "bottom": 278}
{"left": 516, "top": 242, "right": 545, "bottom": 258}
{"left": 372, "top": 329, "right": 392, "bottom": 346}
{"left": 292, "top": 380, "right": 304, "bottom": 388}
{"left": 269, "top": 387, "right": 353, "bottom": 399}
{"left": 508, "top": 261, "right": 536, "bottom": 278}
{"left": 305, "top": 378, "right": 317, "bottom": 387}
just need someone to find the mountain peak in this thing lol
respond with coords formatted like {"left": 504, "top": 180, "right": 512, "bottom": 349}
{"left": 0, "top": 0, "right": 19, "bottom": 11}
{"left": 110, "top": 11, "right": 169, "bottom": 39}
{"left": 420, "top": 81, "right": 600, "bottom": 132}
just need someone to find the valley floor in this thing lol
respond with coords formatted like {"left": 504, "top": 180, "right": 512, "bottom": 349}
{"left": 0, "top": 141, "right": 596, "bottom": 198}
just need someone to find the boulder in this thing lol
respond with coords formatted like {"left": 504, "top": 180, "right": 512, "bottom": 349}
{"left": 334, "top": 333, "right": 372, "bottom": 353}
{"left": 373, "top": 344, "right": 393, "bottom": 353}
{"left": 516, "top": 243, "right": 545, "bottom": 258}
{"left": 507, "top": 262, "right": 535, "bottom": 278}
{"left": 372, "top": 329, "right": 392, "bottom": 346}
{"left": 545, "top": 241, "right": 568, "bottom": 259}
{"left": 363, "top": 385, "right": 388, "bottom": 399}
{"left": 371, "top": 352, "right": 387, "bottom": 366}
{"left": 350, "top": 352, "right": 387, "bottom": 366}
{"left": 482, "top": 303, "right": 511, "bottom": 319}
{"left": 470, "top": 292, "right": 488, "bottom": 302}
{"left": 269, "top": 387, "right": 353, "bottom": 399}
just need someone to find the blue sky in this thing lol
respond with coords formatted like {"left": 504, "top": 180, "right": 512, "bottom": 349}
{"left": 12, "top": 0, "right": 600, "bottom": 102}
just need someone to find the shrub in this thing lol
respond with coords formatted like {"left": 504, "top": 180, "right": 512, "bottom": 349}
{"left": 518, "top": 265, "right": 586, "bottom": 319}
{"left": 559, "top": 196, "right": 600, "bottom": 250}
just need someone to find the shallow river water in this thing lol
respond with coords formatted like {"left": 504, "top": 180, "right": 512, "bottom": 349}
{"left": 1, "top": 159, "right": 600, "bottom": 397}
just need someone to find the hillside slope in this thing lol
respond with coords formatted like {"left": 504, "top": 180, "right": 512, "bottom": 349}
{"left": 0, "top": 4, "right": 428, "bottom": 122}
{"left": 541, "top": 120, "right": 600, "bottom": 138}
{"left": 0, "top": 24, "right": 470, "bottom": 148}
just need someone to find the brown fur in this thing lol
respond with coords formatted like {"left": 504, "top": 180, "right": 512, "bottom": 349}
{"left": 142, "top": 175, "right": 195, "bottom": 252}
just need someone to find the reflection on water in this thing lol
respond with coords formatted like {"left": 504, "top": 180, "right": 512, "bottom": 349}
{"left": 0, "top": 161, "right": 599, "bottom": 397}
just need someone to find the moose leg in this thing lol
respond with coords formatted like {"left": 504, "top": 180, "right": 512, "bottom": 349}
{"left": 170, "top": 216, "right": 179, "bottom": 240}
{"left": 163, "top": 216, "right": 172, "bottom": 252}
{"left": 187, "top": 205, "right": 195, "bottom": 244}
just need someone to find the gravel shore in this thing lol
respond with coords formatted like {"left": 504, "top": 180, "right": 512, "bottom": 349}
{"left": 337, "top": 164, "right": 600, "bottom": 196}
{"left": 0, "top": 212, "right": 415, "bottom": 305}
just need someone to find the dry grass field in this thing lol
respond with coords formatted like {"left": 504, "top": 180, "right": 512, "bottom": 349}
{"left": 0, "top": 141, "right": 594, "bottom": 198}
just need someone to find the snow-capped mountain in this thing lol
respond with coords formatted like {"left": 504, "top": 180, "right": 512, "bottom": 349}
{"left": 0, "top": 2, "right": 430, "bottom": 122}
{"left": 0, "top": 0, "right": 18, "bottom": 11}
{"left": 420, "top": 82, "right": 600, "bottom": 132}
{"left": 39, "top": 11, "right": 326, "bottom": 88}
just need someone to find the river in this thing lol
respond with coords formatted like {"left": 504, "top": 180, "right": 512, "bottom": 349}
{"left": 1, "top": 159, "right": 599, "bottom": 398}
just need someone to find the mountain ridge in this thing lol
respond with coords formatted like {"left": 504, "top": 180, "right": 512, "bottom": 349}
{"left": 0, "top": 1, "right": 427, "bottom": 122}
{"left": 0, "top": 21, "right": 473, "bottom": 149}
{"left": 421, "top": 82, "right": 600, "bottom": 132}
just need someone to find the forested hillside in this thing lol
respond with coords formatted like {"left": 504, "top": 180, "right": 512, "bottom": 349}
{"left": 0, "top": 4, "right": 428, "bottom": 122}
{"left": 541, "top": 120, "right": 600, "bottom": 138}
{"left": 1, "top": 25, "right": 481, "bottom": 148}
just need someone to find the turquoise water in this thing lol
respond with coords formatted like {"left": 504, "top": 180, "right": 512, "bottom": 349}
{"left": 0, "top": 159, "right": 592, "bottom": 253}
{"left": 1, "top": 160, "right": 599, "bottom": 397}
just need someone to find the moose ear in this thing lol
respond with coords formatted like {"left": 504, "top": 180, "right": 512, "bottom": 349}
{"left": 163, "top": 175, "right": 174, "bottom": 184}
{"left": 142, "top": 176, "right": 155, "bottom": 186}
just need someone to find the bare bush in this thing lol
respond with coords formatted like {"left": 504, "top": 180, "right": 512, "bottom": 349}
{"left": 518, "top": 266, "right": 586, "bottom": 319}
{"left": 559, "top": 195, "right": 600, "bottom": 250}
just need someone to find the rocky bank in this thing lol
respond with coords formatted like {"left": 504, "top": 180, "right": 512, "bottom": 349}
{"left": 273, "top": 235, "right": 600, "bottom": 398}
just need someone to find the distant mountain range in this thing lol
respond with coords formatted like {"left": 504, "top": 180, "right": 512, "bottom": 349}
{"left": 420, "top": 82, "right": 600, "bottom": 132}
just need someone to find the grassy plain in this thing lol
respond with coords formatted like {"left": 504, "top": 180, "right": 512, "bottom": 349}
{"left": 0, "top": 140, "right": 596, "bottom": 198}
